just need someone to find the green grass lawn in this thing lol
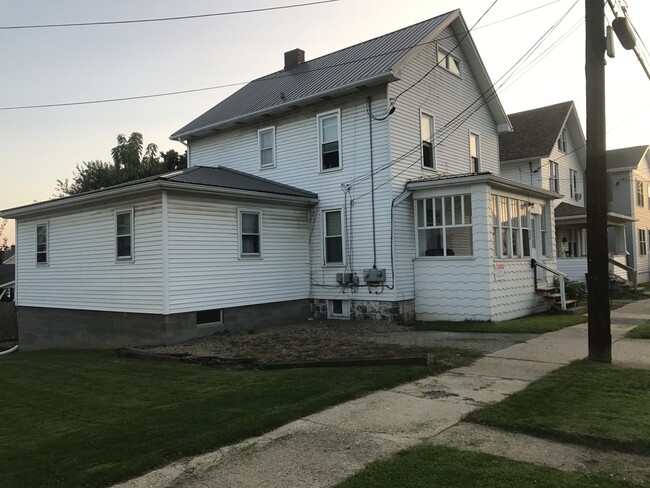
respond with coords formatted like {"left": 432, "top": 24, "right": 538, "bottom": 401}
{"left": 466, "top": 360, "right": 650, "bottom": 455}
{"left": 335, "top": 445, "right": 639, "bottom": 488}
{"left": 414, "top": 312, "right": 587, "bottom": 334}
{"left": 0, "top": 349, "right": 476, "bottom": 488}
{"left": 626, "top": 320, "right": 650, "bottom": 339}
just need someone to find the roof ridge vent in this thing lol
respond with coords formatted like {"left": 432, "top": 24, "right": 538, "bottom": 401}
{"left": 284, "top": 48, "right": 305, "bottom": 70}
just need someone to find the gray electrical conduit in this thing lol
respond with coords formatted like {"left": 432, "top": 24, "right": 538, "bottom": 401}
{"left": 0, "top": 345, "right": 18, "bottom": 355}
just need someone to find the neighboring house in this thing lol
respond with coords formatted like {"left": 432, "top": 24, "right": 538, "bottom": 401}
{"left": 499, "top": 101, "right": 633, "bottom": 283}
{"left": 0, "top": 245, "right": 15, "bottom": 301}
{"left": 607, "top": 144, "right": 650, "bottom": 283}
{"left": 2, "top": 10, "right": 561, "bottom": 350}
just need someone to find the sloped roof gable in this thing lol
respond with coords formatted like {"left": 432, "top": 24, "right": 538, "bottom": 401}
{"left": 499, "top": 101, "right": 574, "bottom": 162}
{"left": 606, "top": 145, "right": 650, "bottom": 171}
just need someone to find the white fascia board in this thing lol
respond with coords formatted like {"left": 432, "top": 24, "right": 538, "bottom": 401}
{"left": 1, "top": 182, "right": 318, "bottom": 219}
{"left": 407, "top": 174, "right": 562, "bottom": 200}
{"left": 172, "top": 72, "right": 398, "bottom": 141}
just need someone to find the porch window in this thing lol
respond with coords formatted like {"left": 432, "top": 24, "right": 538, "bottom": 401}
{"left": 640, "top": 229, "right": 647, "bottom": 256}
{"left": 421, "top": 113, "right": 435, "bottom": 169}
{"left": 540, "top": 205, "right": 549, "bottom": 257}
{"left": 636, "top": 181, "right": 644, "bottom": 207}
{"left": 36, "top": 223, "right": 48, "bottom": 264}
{"left": 239, "top": 210, "right": 261, "bottom": 257}
{"left": 492, "top": 196, "right": 531, "bottom": 258}
{"left": 549, "top": 162, "right": 560, "bottom": 192}
{"left": 416, "top": 194, "right": 472, "bottom": 257}
{"left": 323, "top": 210, "right": 344, "bottom": 264}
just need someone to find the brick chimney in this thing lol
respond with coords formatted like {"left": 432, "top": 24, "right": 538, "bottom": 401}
{"left": 284, "top": 49, "right": 305, "bottom": 70}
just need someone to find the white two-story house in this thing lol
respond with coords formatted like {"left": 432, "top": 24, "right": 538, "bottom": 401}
{"left": 2, "top": 10, "right": 561, "bottom": 350}
{"left": 499, "top": 101, "right": 633, "bottom": 283}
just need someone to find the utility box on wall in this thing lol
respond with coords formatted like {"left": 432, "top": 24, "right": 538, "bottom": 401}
{"left": 363, "top": 268, "right": 386, "bottom": 284}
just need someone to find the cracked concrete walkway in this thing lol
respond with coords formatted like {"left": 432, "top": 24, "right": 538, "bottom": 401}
{"left": 114, "top": 302, "right": 650, "bottom": 488}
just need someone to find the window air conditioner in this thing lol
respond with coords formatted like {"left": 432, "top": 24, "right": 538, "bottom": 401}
{"left": 574, "top": 193, "right": 582, "bottom": 201}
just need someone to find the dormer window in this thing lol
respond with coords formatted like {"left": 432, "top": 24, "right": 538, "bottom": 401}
{"left": 437, "top": 47, "right": 461, "bottom": 76}
{"left": 558, "top": 128, "right": 567, "bottom": 152}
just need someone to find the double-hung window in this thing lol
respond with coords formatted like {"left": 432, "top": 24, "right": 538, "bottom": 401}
{"left": 469, "top": 132, "right": 480, "bottom": 173}
{"left": 36, "top": 223, "right": 48, "bottom": 264}
{"left": 323, "top": 210, "right": 344, "bottom": 264}
{"left": 569, "top": 169, "right": 578, "bottom": 199}
{"left": 437, "top": 47, "right": 461, "bottom": 76}
{"left": 421, "top": 113, "right": 435, "bottom": 169}
{"left": 258, "top": 127, "right": 275, "bottom": 169}
{"left": 416, "top": 194, "right": 472, "bottom": 257}
{"left": 116, "top": 210, "right": 133, "bottom": 260}
{"left": 636, "top": 181, "right": 645, "bottom": 207}
{"left": 318, "top": 111, "right": 341, "bottom": 171}
{"left": 549, "top": 162, "right": 560, "bottom": 192}
{"left": 640, "top": 229, "right": 648, "bottom": 256}
{"left": 239, "top": 210, "right": 261, "bottom": 257}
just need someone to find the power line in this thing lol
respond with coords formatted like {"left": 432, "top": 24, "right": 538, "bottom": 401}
{"left": 0, "top": 1, "right": 565, "bottom": 111}
{"left": 0, "top": 0, "right": 340, "bottom": 30}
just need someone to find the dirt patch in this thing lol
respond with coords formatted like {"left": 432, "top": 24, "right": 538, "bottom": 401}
{"left": 143, "top": 320, "right": 447, "bottom": 362}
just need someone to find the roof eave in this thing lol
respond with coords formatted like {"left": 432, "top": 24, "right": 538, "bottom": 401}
{"left": 1, "top": 181, "right": 318, "bottom": 219}
{"left": 171, "top": 71, "right": 399, "bottom": 141}
{"left": 406, "top": 173, "right": 562, "bottom": 200}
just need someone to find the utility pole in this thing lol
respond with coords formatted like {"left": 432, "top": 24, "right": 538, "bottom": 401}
{"left": 585, "top": 0, "right": 612, "bottom": 362}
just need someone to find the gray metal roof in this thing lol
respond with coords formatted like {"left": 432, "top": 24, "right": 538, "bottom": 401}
{"left": 170, "top": 11, "right": 457, "bottom": 139}
{"left": 499, "top": 101, "right": 574, "bottom": 162}
{"left": 606, "top": 145, "right": 649, "bottom": 171}
{"left": 1, "top": 166, "right": 317, "bottom": 218}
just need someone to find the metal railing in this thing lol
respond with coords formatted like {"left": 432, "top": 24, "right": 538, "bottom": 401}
{"left": 608, "top": 257, "right": 638, "bottom": 293}
{"left": 531, "top": 258, "right": 568, "bottom": 311}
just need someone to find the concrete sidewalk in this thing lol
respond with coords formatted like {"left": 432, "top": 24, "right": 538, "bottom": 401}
{"left": 115, "top": 301, "right": 650, "bottom": 488}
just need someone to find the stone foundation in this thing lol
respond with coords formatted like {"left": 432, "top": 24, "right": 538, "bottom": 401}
{"left": 17, "top": 299, "right": 311, "bottom": 350}
{"left": 311, "top": 298, "right": 415, "bottom": 324}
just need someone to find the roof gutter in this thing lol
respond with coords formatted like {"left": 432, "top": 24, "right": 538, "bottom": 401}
{"left": 1, "top": 181, "right": 318, "bottom": 219}
{"left": 171, "top": 71, "right": 399, "bottom": 141}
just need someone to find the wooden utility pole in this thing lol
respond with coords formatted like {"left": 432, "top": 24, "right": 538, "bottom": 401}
{"left": 585, "top": 0, "right": 612, "bottom": 362}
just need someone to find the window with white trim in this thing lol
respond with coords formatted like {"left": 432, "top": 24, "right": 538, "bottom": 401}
{"left": 437, "top": 47, "right": 461, "bottom": 76}
{"left": 416, "top": 194, "right": 472, "bottom": 257}
{"left": 323, "top": 210, "right": 344, "bottom": 264}
{"left": 549, "top": 161, "right": 560, "bottom": 192}
{"left": 239, "top": 210, "right": 261, "bottom": 257}
{"left": 640, "top": 229, "right": 647, "bottom": 256}
{"left": 36, "top": 223, "right": 48, "bottom": 264}
{"left": 258, "top": 127, "right": 275, "bottom": 169}
{"left": 469, "top": 132, "right": 480, "bottom": 173}
{"left": 491, "top": 196, "right": 531, "bottom": 258}
{"left": 540, "top": 205, "right": 549, "bottom": 257}
{"left": 116, "top": 210, "right": 133, "bottom": 260}
{"left": 421, "top": 113, "right": 435, "bottom": 169}
{"left": 636, "top": 180, "right": 644, "bottom": 207}
{"left": 569, "top": 169, "right": 578, "bottom": 199}
{"left": 317, "top": 111, "right": 341, "bottom": 171}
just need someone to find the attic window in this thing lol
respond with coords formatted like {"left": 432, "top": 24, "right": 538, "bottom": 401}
{"left": 558, "top": 128, "right": 568, "bottom": 152}
{"left": 437, "top": 47, "right": 461, "bottom": 76}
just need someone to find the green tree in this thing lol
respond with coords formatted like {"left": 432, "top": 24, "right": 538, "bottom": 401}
{"left": 55, "top": 133, "right": 187, "bottom": 197}
{"left": 0, "top": 218, "right": 9, "bottom": 264}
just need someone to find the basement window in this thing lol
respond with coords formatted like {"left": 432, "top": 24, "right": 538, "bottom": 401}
{"left": 328, "top": 299, "right": 349, "bottom": 319}
{"left": 196, "top": 308, "right": 223, "bottom": 326}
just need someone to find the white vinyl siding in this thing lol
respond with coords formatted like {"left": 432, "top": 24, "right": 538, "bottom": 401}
{"left": 15, "top": 196, "right": 164, "bottom": 313}
{"left": 166, "top": 193, "right": 310, "bottom": 313}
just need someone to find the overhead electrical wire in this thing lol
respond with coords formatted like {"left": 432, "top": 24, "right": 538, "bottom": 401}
{"left": 0, "top": 0, "right": 565, "bottom": 111}
{"left": 0, "top": 0, "right": 340, "bottom": 30}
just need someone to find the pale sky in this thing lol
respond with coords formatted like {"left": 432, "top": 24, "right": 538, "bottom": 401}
{"left": 1, "top": 0, "right": 649, "bottom": 246}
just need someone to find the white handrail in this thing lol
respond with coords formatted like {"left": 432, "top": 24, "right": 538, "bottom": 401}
{"left": 531, "top": 259, "right": 567, "bottom": 311}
